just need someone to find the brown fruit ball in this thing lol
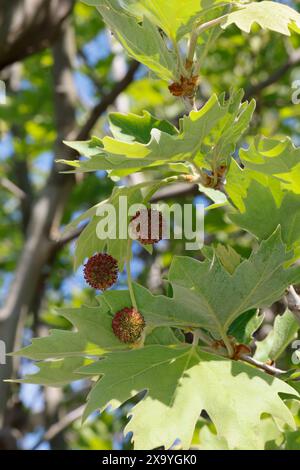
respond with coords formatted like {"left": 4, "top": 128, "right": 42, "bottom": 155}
{"left": 83, "top": 253, "right": 118, "bottom": 290}
{"left": 130, "top": 208, "right": 164, "bottom": 245}
{"left": 112, "top": 307, "right": 145, "bottom": 343}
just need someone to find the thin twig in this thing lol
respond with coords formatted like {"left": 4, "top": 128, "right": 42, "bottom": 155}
{"left": 75, "top": 60, "right": 139, "bottom": 141}
{"left": 0, "top": 177, "right": 26, "bottom": 199}
{"left": 32, "top": 404, "right": 85, "bottom": 450}
{"left": 186, "top": 15, "right": 228, "bottom": 72}
{"left": 54, "top": 222, "right": 88, "bottom": 248}
{"left": 126, "top": 239, "right": 138, "bottom": 310}
{"left": 240, "top": 354, "right": 286, "bottom": 376}
{"left": 245, "top": 49, "right": 300, "bottom": 100}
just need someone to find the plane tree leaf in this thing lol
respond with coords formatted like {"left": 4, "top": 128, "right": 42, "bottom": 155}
{"left": 222, "top": 1, "right": 300, "bottom": 36}
{"left": 62, "top": 92, "right": 255, "bottom": 179}
{"left": 101, "top": 283, "right": 217, "bottom": 330}
{"left": 12, "top": 357, "right": 94, "bottom": 387}
{"left": 118, "top": 0, "right": 233, "bottom": 40}
{"left": 70, "top": 182, "right": 163, "bottom": 270}
{"left": 228, "top": 309, "right": 263, "bottom": 344}
{"left": 239, "top": 137, "right": 300, "bottom": 194}
{"left": 15, "top": 276, "right": 233, "bottom": 362}
{"left": 109, "top": 110, "right": 178, "bottom": 144}
{"left": 229, "top": 181, "right": 300, "bottom": 254}
{"left": 79, "top": 344, "right": 298, "bottom": 450}
{"left": 168, "top": 229, "right": 300, "bottom": 338}
{"left": 13, "top": 302, "right": 128, "bottom": 360}
{"left": 84, "top": 0, "right": 178, "bottom": 80}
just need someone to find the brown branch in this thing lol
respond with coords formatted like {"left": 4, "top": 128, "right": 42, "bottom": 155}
{"left": 32, "top": 404, "right": 85, "bottom": 450}
{"left": 0, "top": 177, "right": 26, "bottom": 199}
{"left": 239, "top": 354, "right": 286, "bottom": 376}
{"left": 245, "top": 48, "right": 300, "bottom": 100}
{"left": 0, "top": 0, "right": 75, "bottom": 71}
{"left": 151, "top": 182, "right": 199, "bottom": 202}
{"left": 75, "top": 60, "right": 139, "bottom": 141}
{"left": 54, "top": 222, "right": 88, "bottom": 249}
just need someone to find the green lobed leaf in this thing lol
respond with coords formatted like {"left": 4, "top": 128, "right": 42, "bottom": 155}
{"left": 255, "top": 309, "right": 299, "bottom": 363}
{"left": 13, "top": 302, "right": 128, "bottom": 360}
{"left": 229, "top": 181, "right": 300, "bottom": 254}
{"left": 72, "top": 183, "right": 159, "bottom": 270}
{"left": 168, "top": 228, "right": 300, "bottom": 338}
{"left": 62, "top": 92, "right": 255, "bottom": 179}
{"left": 14, "top": 281, "right": 209, "bottom": 363}
{"left": 109, "top": 110, "right": 178, "bottom": 144}
{"left": 12, "top": 357, "right": 93, "bottom": 387}
{"left": 225, "top": 158, "right": 284, "bottom": 212}
{"left": 222, "top": 1, "right": 300, "bottom": 36}
{"left": 228, "top": 309, "right": 263, "bottom": 344}
{"left": 239, "top": 136, "right": 300, "bottom": 195}
{"left": 79, "top": 344, "right": 298, "bottom": 449}
{"left": 101, "top": 283, "right": 218, "bottom": 330}
{"left": 85, "top": 0, "right": 234, "bottom": 40}
{"left": 85, "top": 0, "right": 178, "bottom": 80}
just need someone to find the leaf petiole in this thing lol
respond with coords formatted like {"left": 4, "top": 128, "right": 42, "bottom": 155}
{"left": 126, "top": 239, "right": 138, "bottom": 311}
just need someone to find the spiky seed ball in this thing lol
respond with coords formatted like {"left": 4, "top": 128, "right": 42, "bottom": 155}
{"left": 130, "top": 208, "right": 164, "bottom": 245}
{"left": 112, "top": 307, "right": 145, "bottom": 343}
{"left": 83, "top": 253, "right": 118, "bottom": 290}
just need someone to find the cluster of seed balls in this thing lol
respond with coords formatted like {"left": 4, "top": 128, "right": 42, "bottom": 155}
{"left": 83, "top": 209, "right": 164, "bottom": 344}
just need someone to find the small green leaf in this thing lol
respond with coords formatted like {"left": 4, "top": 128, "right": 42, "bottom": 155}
{"left": 214, "top": 244, "right": 241, "bottom": 274}
{"left": 255, "top": 309, "right": 299, "bottom": 362}
{"left": 228, "top": 309, "right": 263, "bottom": 344}
{"left": 198, "top": 183, "right": 228, "bottom": 209}
{"left": 109, "top": 110, "right": 178, "bottom": 144}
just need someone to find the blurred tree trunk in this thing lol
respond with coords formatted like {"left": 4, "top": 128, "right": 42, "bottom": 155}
{"left": 0, "top": 0, "right": 139, "bottom": 443}
{"left": 0, "top": 16, "right": 77, "bottom": 427}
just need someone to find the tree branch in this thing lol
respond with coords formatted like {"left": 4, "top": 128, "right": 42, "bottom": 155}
{"left": 75, "top": 60, "right": 139, "bottom": 141}
{"left": 240, "top": 354, "right": 286, "bottom": 376}
{"left": 0, "top": 19, "right": 140, "bottom": 428}
{"left": 245, "top": 48, "right": 300, "bottom": 100}
{"left": 0, "top": 0, "right": 75, "bottom": 71}
{"left": 32, "top": 404, "right": 85, "bottom": 450}
{"left": 0, "top": 17, "right": 78, "bottom": 424}
{"left": 0, "top": 177, "right": 26, "bottom": 199}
